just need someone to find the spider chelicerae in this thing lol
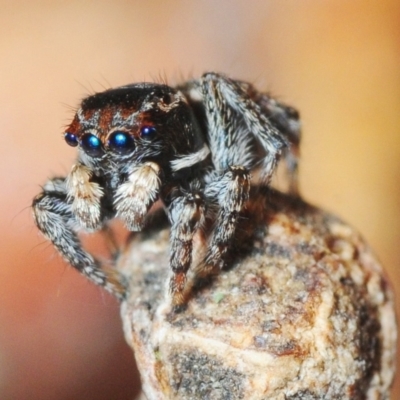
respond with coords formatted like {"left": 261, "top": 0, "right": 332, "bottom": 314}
{"left": 32, "top": 72, "right": 301, "bottom": 305}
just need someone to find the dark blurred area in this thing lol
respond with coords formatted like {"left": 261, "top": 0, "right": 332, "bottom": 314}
{"left": 0, "top": 1, "right": 399, "bottom": 399}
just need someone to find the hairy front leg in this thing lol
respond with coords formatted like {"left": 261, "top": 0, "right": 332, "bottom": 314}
{"left": 114, "top": 162, "right": 161, "bottom": 231}
{"left": 32, "top": 177, "right": 128, "bottom": 300}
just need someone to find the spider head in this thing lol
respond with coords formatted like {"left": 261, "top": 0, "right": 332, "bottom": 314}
{"left": 64, "top": 83, "right": 197, "bottom": 168}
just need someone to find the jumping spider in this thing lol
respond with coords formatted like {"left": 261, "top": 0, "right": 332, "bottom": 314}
{"left": 32, "top": 72, "right": 301, "bottom": 305}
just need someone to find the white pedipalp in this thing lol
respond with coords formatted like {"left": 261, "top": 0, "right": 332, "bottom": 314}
{"left": 114, "top": 162, "right": 161, "bottom": 231}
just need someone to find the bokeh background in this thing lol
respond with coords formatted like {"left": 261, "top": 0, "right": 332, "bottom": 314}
{"left": 1, "top": 1, "right": 399, "bottom": 399}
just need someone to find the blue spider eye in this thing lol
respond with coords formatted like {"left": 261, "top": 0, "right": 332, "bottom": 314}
{"left": 108, "top": 131, "right": 135, "bottom": 154}
{"left": 81, "top": 134, "right": 104, "bottom": 157}
{"left": 64, "top": 132, "right": 78, "bottom": 147}
{"left": 140, "top": 125, "right": 157, "bottom": 140}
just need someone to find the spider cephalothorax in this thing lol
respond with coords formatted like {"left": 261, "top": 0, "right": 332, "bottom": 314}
{"left": 32, "top": 72, "right": 301, "bottom": 305}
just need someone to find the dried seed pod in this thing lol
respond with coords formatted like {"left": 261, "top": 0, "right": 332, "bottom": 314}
{"left": 121, "top": 189, "right": 397, "bottom": 400}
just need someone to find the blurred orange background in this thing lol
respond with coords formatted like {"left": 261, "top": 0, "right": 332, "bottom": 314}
{"left": 0, "top": 1, "right": 399, "bottom": 399}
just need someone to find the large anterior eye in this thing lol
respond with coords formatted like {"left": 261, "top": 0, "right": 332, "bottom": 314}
{"left": 140, "top": 125, "right": 157, "bottom": 140}
{"left": 64, "top": 132, "right": 78, "bottom": 147}
{"left": 107, "top": 131, "right": 135, "bottom": 154}
{"left": 81, "top": 133, "right": 104, "bottom": 157}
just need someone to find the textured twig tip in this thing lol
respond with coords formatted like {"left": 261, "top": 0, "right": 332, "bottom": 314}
{"left": 120, "top": 189, "right": 397, "bottom": 400}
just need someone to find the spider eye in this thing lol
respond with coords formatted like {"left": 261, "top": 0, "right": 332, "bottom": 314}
{"left": 81, "top": 133, "right": 104, "bottom": 157}
{"left": 108, "top": 131, "right": 135, "bottom": 154}
{"left": 64, "top": 132, "right": 78, "bottom": 147}
{"left": 162, "top": 93, "right": 173, "bottom": 104}
{"left": 140, "top": 125, "right": 157, "bottom": 140}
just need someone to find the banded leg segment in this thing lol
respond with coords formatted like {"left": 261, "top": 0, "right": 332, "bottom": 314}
{"left": 201, "top": 72, "right": 288, "bottom": 183}
{"left": 250, "top": 91, "right": 301, "bottom": 194}
{"left": 32, "top": 177, "right": 128, "bottom": 301}
{"left": 199, "top": 166, "right": 251, "bottom": 276}
{"left": 168, "top": 191, "right": 205, "bottom": 305}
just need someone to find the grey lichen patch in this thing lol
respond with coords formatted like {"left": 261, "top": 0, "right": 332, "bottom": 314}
{"left": 120, "top": 189, "right": 397, "bottom": 400}
{"left": 168, "top": 350, "right": 245, "bottom": 400}
{"left": 284, "top": 389, "right": 320, "bottom": 399}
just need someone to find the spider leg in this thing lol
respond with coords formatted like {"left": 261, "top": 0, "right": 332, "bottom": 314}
{"left": 183, "top": 73, "right": 258, "bottom": 277}
{"left": 32, "top": 177, "right": 128, "bottom": 301}
{"left": 250, "top": 91, "right": 301, "bottom": 194}
{"left": 197, "top": 166, "right": 250, "bottom": 276}
{"left": 283, "top": 143, "right": 300, "bottom": 195}
{"left": 168, "top": 188, "right": 205, "bottom": 306}
{"left": 201, "top": 72, "right": 288, "bottom": 184}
